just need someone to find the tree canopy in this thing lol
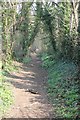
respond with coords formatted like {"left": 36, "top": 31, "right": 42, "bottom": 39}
{"left": 0, "top": 1, "right": 80, "bottom": 119}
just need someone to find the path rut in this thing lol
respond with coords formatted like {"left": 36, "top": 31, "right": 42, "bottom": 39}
{"left": 4, "top": 54, "right": 54, "bottom": 118}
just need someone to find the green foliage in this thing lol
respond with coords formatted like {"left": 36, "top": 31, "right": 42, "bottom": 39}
{"left": 4, "top": 63, "right": 18, "bottom": 73}
{"left": 41, "top": 53, "right": 79, "bottom": 118}
{"left": 0, "top": 72, "right": 13, "bottom": 116}
{"left": 23, "top": 56, "right": 31, "bottom": 64}
{"left": 41, "top": 53, "right": 55, "bottom": 68}
{"left": 1, "top": 1, "right": 80, "bottom": 118}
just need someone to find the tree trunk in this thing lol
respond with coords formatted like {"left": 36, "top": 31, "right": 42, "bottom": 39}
{"left": 77, "top": 2, "right": 80, "bottom": 79}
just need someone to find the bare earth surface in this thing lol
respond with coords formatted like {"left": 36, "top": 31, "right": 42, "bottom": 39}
{"left": 4, "top": 54, "right": 54, "bottom": 118}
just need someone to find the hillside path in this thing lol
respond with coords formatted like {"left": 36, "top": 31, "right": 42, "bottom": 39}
{"left": 4, "top": 54, "right": 54, "bottom": 118}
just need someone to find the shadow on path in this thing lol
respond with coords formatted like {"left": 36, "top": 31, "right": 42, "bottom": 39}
{"left": 4, "top": 54, "right": 54, "bottom": 118}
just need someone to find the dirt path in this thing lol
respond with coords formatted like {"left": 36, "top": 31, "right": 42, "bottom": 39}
{"left": 4, "top": 54, "right": 54, "bottom": 118}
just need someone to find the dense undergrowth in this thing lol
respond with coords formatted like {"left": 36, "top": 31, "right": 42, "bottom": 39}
{"left": 0, "top": 70, "right": 13, "bottom": 117}
{"left": 40, "top": 53, "right": 79, "bottom": 119}
{"left": 22, "top": 56, "right": 31, "bottom": 64}
{"left": 14, "top": 55, "right": 31, "bottom": 64}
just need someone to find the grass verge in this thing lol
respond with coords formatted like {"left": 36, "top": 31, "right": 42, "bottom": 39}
{"left": 41, "top": 53, "right": 79, "bottom": 119}
{"left": 0, "top": 71, "right": 13, "bottom": 118}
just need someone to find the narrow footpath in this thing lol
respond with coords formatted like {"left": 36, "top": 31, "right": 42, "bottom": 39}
{"left": 4, "top": 54, "right": 54, "bottom": 118}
